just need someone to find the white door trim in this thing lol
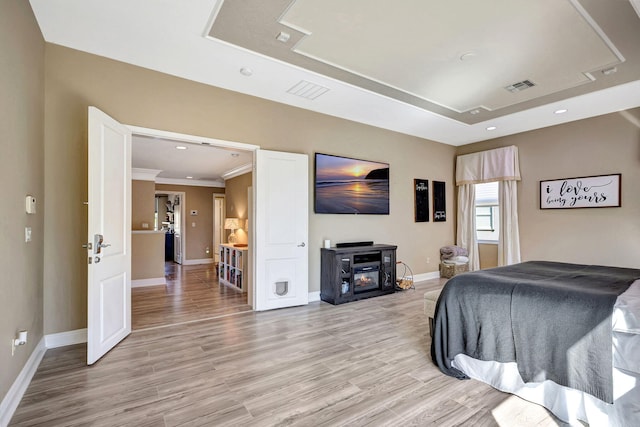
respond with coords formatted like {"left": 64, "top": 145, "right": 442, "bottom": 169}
{"left": 154, "top": 190, "right": 186, "bottom": 264}
{"left": 127, "top": 125, "right": 260, "bottom": 151}
{"left": 128, "top": 125, "right": 259, "bottom": 308}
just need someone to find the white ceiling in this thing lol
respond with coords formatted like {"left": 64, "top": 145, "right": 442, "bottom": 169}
{"left": 131, "top": 135, "right": 252, "bottom": 187}
{"left": 30, "top": 0, "right": 640, "bottom": 148}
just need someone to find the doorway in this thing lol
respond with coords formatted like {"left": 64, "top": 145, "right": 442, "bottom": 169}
{"left": 130, "top": 128, "right": 256, "bottom": 330}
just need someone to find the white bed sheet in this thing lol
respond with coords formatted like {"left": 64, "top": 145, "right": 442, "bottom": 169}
{"left": 451, "top": 279, "right": 640, "bottom": 427}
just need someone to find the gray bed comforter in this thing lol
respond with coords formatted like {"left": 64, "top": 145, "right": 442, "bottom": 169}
{"left": 431, "top": 261, "right": 640, "bottom": 403}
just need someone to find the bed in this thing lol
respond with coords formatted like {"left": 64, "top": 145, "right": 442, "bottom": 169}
{"left": 431, "top": 261, "right": 640, "bottom": 426}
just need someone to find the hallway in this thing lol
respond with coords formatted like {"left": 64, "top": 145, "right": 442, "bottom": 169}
{"left": 132, "top": 262, "right": 251, "bottom": 330}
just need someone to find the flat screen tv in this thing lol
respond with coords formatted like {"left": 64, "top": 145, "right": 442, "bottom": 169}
{"left": 314, "top": 153, "right": 389, "bottom": 214}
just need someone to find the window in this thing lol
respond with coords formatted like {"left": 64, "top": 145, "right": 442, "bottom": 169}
{"left": 475, "top": 182, "right": 499, "bottom": 242}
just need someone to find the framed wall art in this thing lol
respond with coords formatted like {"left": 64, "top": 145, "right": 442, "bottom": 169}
{"left": 540, "top": 173, "right": 621, "bottom": 209}
{"left": 414, "top": 179, "right": 429, "bottom": 222}
{"left": 433, "top": 181, "right": 446, "bottom": 222}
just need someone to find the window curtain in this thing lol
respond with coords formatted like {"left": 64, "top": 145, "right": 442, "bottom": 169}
{"left": 498, "top": 180, "right": 521, "bottom": 266}
{"left": 456, "top": 146, "right": 521, "bottom": 269}
{"left": 456, "top": 184, "right": 479, "bottom": 270}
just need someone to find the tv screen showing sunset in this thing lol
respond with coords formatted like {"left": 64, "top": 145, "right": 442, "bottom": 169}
{"left": 315, "top": 153, "right": 389, "bottom": 214}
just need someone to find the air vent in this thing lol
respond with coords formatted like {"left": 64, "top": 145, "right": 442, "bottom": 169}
{"left": 286, "top": 80, "right": 330, "bottom": 100}
{"left": 505, "top": 79, "right": 536, "bottom": 93}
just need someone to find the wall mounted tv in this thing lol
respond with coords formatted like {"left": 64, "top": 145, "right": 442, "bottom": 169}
{"left": 314, "top": 153, "right": 390, "bottom": 214}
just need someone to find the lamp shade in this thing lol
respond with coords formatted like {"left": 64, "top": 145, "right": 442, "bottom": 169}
{"left": 224, "top": 218, "right": 240, "bottom": 230}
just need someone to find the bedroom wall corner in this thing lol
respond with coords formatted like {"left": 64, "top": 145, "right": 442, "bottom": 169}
{"left": 456, "top": 109, "right": 640, "bottom": 269}
{"left": 0, "top": 0, "right": 45, "bottom": 410}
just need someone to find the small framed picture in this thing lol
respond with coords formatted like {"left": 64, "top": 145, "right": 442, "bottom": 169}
{"left": 414, "top": 179, "right": 429, "bottom": 222}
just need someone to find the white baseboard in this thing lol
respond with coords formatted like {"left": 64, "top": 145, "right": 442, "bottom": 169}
{"left": 0, "top": 337, "right": 46, "bottom": 427}
{"left": 308, "top": 291, "right": 320, "bottom": 302}
{"left": 412, "top": 271, "right": 441, "bottom": 282}
{"left": 131, "top": 277, "right": 166, "bottom": 288}
{"left": 45, "top": 328, "right": 87, "bottom": 349}
{"left": 182, "top": 258, "right": 214, "bottom": 265}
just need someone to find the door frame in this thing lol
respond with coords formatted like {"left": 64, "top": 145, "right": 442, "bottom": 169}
{"left": 213, "top": 194, "right": 226, "bottom": 263}
{"left": 128, "top": 125, "right": 260, "bottom": 302}
{"left": 154, "top": 190, "right": 186, "bottom": 264}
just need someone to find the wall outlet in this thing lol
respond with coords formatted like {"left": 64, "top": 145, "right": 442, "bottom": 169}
{"left": 427, "top": 257, "right": 431, "bottom": 264}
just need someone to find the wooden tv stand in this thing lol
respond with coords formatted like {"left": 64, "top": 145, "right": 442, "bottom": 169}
{"left": 320, "top": 244, "right": 397, "bottom": 305}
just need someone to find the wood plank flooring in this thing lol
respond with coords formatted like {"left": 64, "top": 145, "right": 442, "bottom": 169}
{"left": 10, "top": 279, "right": 568, "bottom": 426}
{"left": 132, "top": 262, "right": 251, "bottom": 330}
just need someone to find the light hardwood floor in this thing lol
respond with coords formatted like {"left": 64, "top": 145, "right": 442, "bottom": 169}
{"left": 132, "top": 262, "right": 251, "bottom": 330}
{"left": 10, "top": 279, "right": 567, "bottom": 426}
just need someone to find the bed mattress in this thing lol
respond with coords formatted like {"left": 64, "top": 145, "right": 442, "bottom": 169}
{"left": 451, "top": 279, "right": 640, "bottom": 427}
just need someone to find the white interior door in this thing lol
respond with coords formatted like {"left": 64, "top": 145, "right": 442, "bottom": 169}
{"left": 87, "top": 106, "right": 131, "bottom": 365}
{"left": 254, "top": 150, "right": 308, "bottom": 310}
{"left": 213, "top": 196, "right": 225, "bottom": 263}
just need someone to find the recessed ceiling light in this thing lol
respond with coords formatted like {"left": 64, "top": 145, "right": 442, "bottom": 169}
{"left": 469, "top": 109, "right": 480, "bottom": 115}
{"left": 602, "top": 66, "right": 617, "bottom": 76}
{"left": 486, "top": 126, "right": 497, "bottom": 131}
{"left": 175, "top": 146, "right": 187, "bottom": 150}
{"left": 554, "top": 109, "right": 568, "bottom": 114}
{"left": 239, "top": 67, "right": 253, "bottom": 77}
{"left": 186, "top": 176, "right": 193, "bottom": 179}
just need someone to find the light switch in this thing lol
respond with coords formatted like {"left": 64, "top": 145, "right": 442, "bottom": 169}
{"left": 26, "top": 196, "right": 36, "bottom": 214}
{"left": 25, "top": 227, "right": 32, "bottom": 242}
{"left": 191, "top": 222, "right": 196, "bottom": 228}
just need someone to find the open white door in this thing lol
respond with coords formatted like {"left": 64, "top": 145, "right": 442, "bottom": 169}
{"left": 254, "top": 150, "right": 308, "bottom": 311}
{"left": 87, "top": 107, "right": 131, "bottom": 364}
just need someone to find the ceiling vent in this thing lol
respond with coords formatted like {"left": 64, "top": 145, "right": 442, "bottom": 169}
{"left": 286, "top": 80, "right": 330, "bottom": 100}
{"left": 505, "top": 79, "right": 536, "bottom": 93}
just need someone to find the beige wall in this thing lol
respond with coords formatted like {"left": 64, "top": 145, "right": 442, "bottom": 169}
{"left": 457, "top": 109, "right": 640, "bottom": 269}
{"left": 42, "top": 44, "right": 456, "bottom": 333}
{"left": 0, "top": 0, "right": 45, "bottom": 404}
{"left": 225, "top": 172, "right": 252, "bottom": 245}
{"left": 132, "top": 232, "right": 165, "bottom": 280}
{"left": 155, "top": 184, "right": 225, "bottom": 261}
{"left": 478, "top": 243, "right": 498, "bottom": 269}
{"left": 132, "top": 180, "right": 156, "bottom": 230}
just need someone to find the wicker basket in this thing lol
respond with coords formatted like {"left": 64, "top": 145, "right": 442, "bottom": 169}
{"left": 439, "top": 262, "right": 469, "bottom": 279}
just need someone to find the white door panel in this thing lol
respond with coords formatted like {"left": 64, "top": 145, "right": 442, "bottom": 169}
{"left": 87, "top": 106, "right": 131, "bottom": 365}
{"left": 254, "top": 150, "right": 308, "bottom": 311}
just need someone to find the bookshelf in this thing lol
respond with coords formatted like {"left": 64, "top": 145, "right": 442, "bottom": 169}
{"left": 219, "top": 244, "right": 248, "bottom": 292}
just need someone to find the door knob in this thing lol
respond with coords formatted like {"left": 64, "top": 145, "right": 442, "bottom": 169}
{"left": 297, "top": 242, "right": 306, "bottom": 247}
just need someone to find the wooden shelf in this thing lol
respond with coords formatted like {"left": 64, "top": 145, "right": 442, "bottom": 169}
{"left": 219, "top": 244, "right": 248, "bottom": 292}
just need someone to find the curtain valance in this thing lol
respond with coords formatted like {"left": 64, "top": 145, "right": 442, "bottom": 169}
{"left": 456, "top": 146, "right": 521, "bottom": 186}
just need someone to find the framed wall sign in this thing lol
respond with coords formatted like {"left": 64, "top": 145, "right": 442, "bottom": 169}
{"left": 433, "top": 181, "right": 446, "bottom": 221}
{"left": 414, "top": 179, "right": 429, "bottom": 222}
{"left": 540, "top": 174, "right": 621, "bottom": 209}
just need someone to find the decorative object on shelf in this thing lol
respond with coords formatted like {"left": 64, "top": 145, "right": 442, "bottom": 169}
{"left": 224, "top": 217, "right": 241, "bottom": 244}
{"left": 540, "top": 173, "right": 621, "bottom": 209}
{"left": 414, "top": 179, "right": 429, "bottom": 222}
{"left": 433, "top": 181, "right": 446, "bottom": 222}
{"left": 396, "top": 261, "right": 414, "bottom": 290}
